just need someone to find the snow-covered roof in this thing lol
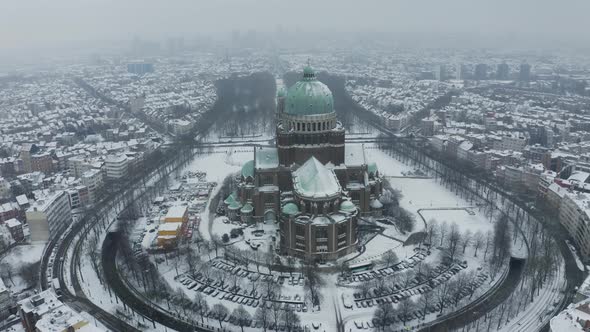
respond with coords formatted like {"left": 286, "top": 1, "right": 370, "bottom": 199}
{"left": 569, "top": 171, "right": 590, "bottom": 184}
{"left": 35, "top": 306, "right": 89, "bottom": 332}
{"left": 255, "top": 147, "right": 279, "bottom": 169}
{"left": 345, "top": 144, "right": 366, "bottom": 167}
{"left": 165, "top": 205, "right": 187, "bottom": 220}
{"left": 293, "top": 157, "right": 341, "bottom": 199}
{"left": 5, "top": 218, "right": 21, "bottom": 228}
{"left": 18, "top": 290, "right": 63, "bottom": 316}
{"left": 16, "top": 194, "right": 29, "bottom": 206}
{"left": 550, "top": 300, "right": 590, "bottom": 331}
{"left": 159, "top": 222, "right": 181, "bottom": 232}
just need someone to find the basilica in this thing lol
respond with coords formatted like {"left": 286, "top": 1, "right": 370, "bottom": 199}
{"left": 226, "top": 65, "right": 383, "bottom": 260}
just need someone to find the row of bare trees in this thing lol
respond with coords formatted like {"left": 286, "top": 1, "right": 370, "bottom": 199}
{"left": 376, "top": 137, "right": 563, "bottom": 328}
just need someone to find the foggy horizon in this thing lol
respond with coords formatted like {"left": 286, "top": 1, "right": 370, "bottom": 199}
{"left": 1, "top": 0, "right": 590, "bottom": 56}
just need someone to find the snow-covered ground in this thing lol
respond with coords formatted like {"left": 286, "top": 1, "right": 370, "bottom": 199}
{"left": 68, "top": 139, "right": 520, "bottom": 332}
{"left": 0, "top": 243, "right": 45, "bottom": 294}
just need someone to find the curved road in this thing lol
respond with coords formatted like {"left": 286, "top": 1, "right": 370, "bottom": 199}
{"left": 102, "top": 232, "right": 215, "bottom": 332}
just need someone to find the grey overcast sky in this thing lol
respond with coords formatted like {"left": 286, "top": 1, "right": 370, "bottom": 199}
{"left": 1, "top": 0, "right": 589, "bottom": 50}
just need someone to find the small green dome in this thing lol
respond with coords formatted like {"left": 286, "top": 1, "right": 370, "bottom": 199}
{"left": 241, "top": 160, "right": 254, "bottom": 178}
{"left": 303, "top": 65, "right": 315, "bottom": 79}
{"left": 339, "top": 200, "right": 356, "bottom": 213}
{"left": 277, "top": 87, "right": 286, "bottom": 98}
{"left": 281, "top": 202, "right": 299, "bottom": 215}
{"left": 368, "top": 162, "right": 378, "bottom": 176}
{"left": 224, "top": 193, "right": 236, "bottom": 205}
{"left": 284, "top": 66, "right": 334, "bottom": 116}
{"left": 240, "top": 203, "right": 253, "bottom": 214}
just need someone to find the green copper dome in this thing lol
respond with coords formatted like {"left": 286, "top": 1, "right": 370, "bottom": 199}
{"left": 240, "top": 203, "right": 253, "bottom": 214}
{"left": 241, "top": 160, "right": 254, "bottom": 178}
{"left": 285, "top": 66, "right": 334, "bottom": 116}
{"left": 281, "top": 202, "right": 299, "bottom": 215}
{"left": 339, "top": 200, "right": 356, "bottom": 213}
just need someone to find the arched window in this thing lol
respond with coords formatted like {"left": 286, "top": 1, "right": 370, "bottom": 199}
{"left": 306, "top": 123, "right": 310, "bottom": 131}
{"left": 312, "top": 123, "right": 316, "bottom": 131}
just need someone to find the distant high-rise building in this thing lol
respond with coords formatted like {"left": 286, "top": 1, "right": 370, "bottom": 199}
{"left": 455, "top": 63, "right": 468, "bottom": 80}
{"left": 496, "top": 63, "right": 510, "bottom": 80}
{"left": 520, "top": 63, "right": 531, "bottom": 81}
{"left": 127, "top": 62, "right": 154, "bottom": 75}
{"left": 434, "top": 65, "right": 445, "bottom": 81}
{"left": 474, "top": 64, "right": 488, "bottom": 80}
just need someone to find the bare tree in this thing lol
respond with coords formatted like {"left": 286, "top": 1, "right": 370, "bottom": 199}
{"left": 434, "top": 282, "right": 449, "bottom": 314}
{"left": 212, "top": 303, "right": 229, "bottom": 329}
{"left": 270, "top": 302, "right": 283, "bottom": 330}
{"left": 449, "top": 272, "right": 470, "bottom": 306}
{"left": 358, "top": 281, "right": 372, "bottom": 300}
{"left": 446, "top": 223, "right": 461, "bottom": 261}
{"left": 472, "top": 231, "right": 485, "bottom": 257}
{"left": 193, "top": 293, "right": 209, "bottom": 324}
{"left": 374, "top": 302, "right": 396, "bottom": 331}
{"left": 372, "top": 277, "right": 388, "bottom": 297}
{"left": 438, "top": 221, "right": 449, "bottom": 246}
{"left": 19, "top": 261, "right": 40, "bottom": 289}
{"left": 232, "top": 305, "right": 252, "bottom": 332}
{"left": 263, "top": 278, "right": 280, "bottom": 300}
{"left": 283, "top": 307, "right": 301, "bottom": 332}
{"left": 400, "top": 270, "right": 415, "bottom": 289}
{"left": 418, "top": 291, "right": 434, "bottom": 319}
{"left": 254, "top": 304, "right": 272, "bottom": 332}
{"left": 0, "top": 262, "right": 15, "bottom": 286}
{"left": 398, "top": 298, "right": 416, "bottom": 326}
{"left": 425, "top": 220, "right": 439, "bottom": 246}
{"left": 380, "top": 250, "right": 399, "bottom": 267}
{"left": 483, "top": 230, "right": 492, "bottom": 260}
{"left": 461, "top": 230, "right": 473, "bottom": 254}
{"left": 286, "top": 255, "right": 296, "bottom": 277}
{"left": 265, "top": 251, "right": 275, "bottom": 274}
{"left": 303, "top": 259, "right": 324, "bottom": 308}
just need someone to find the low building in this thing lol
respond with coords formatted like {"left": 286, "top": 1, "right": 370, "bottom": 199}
{"left": 81, "top": 169, "right": 104, "bottom": 205}
{"left": 0, "top": 177, "right": 11, "bottom": 200}
{"left": 5, "top": 218, "right": 24, "bottom": 242}
{"left": 164, "top": 205, "right": 188, "bottom": 224}
{"left": 104, "top": 154, "right": 128, "bottom": 180}
{"left": 550, "top": 299, "right": 590, "bottom": 331}
{"left": 30, "top": 153, "right": 53, "bottom": 175}
{"left": 168, "top": 119, "right": 193, "bottom": 136}
{"left": 547, "top": 183, "right": 567, "bottom": 211}
{"left": 35, "top": 306, "right": 94, "bottom": 332}
{"left": 18, "top": 290, "right": 63, "bottom": 332}
{"left": 559, "top": 192, "right": 590, "bottom": 260}
{"left": 157, "top": 222, "right": 182, "bottom": 248}
{"left": 67, "top": 186, "right": 89, "bottom": 209}
{"left": 26, "top": 191, "right": 71, "bottom": 242}
{"left": 157, "top": 205, "right": 188, "bottom": 248}
{"left": 0, "top": 202, "right": 23, "bottom": 223}
{"left": 18, "top": 290, "right": 101, "bottom": 332}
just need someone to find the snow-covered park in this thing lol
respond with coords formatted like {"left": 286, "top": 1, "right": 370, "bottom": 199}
{"left": 100, "top": 141, "right": 514, "bottom": 332}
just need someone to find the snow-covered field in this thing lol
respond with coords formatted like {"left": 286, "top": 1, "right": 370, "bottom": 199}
{"left": 1, "top": 243, "right": 45, "bottom": 293}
